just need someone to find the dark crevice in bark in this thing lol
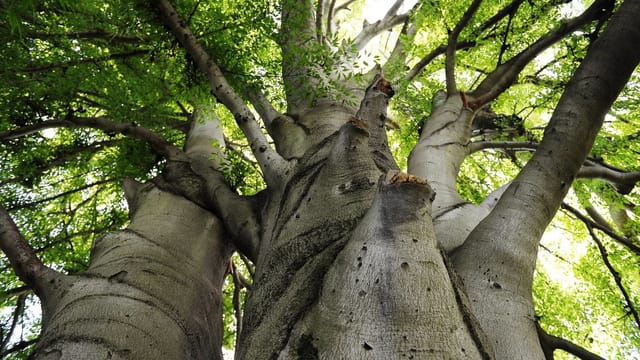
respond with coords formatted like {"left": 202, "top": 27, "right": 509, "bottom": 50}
{"left": 270, "top": 162, "right": 327, "bottom": 243}
{"left": 441, "top": 249, "right": 495, "bottom": 360}
{"left": 87, "top": 256, "right": 190, "bottom": 287}
{"left": 239, "top": 226, "right": 357, "bottom": 359}
{"left": 371, "top": 149, "right": 398, "bottom": 173}
{"left": 432, "top": 202, "right": 472, "bottom": 220}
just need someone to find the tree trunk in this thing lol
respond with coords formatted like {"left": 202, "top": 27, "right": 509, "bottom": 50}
{"left": 29, "top": 184, "right": 233, "bottom": 360}
{"left": 235, "top": 83, "right": 495, "bottom": 360}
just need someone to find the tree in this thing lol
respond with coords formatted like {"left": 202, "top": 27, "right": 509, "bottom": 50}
{"left": 0, "top": 0, "right": 639, "bottom": 358}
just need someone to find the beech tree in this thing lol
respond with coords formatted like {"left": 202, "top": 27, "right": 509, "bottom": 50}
{"left": 1, "top": 0, "right": 639, "bottom": 359}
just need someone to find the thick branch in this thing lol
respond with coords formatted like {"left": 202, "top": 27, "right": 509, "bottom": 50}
{"left": 0, "top": 115, "right": 184, "bottom": 161}
{"left": 181, "top": 105, "right": 261, "bottom": 260}
{"left": 315, "top": 0, "right": 326, "bottom": 43}
{"left": 451, "top": 1, "right": 640, "bottom": 356}
{"left": 243, "top": 86, "right": 282, "bottom": 131}
{"left": 153, "top": 0, "right": 286, "bottom": 186}
{"left": 280, "top": 0, "right": 322, "bottom": 111}
{"left": 584, "top": 206, "right": 615, "bottom": 233}
{"left": 0, "top": 206, "right": 59, "bottom": 295}
{"left": 579, "top": 163, "right": 640, "bottom": 194}
{"left": 470, "top": 0, "right": 614, "bottom": 107}
{"left": 68, "top": 115, "right": 186, "bottom": 161}
{"left": 0, "top": 120, "right": 73, "bottom": 141}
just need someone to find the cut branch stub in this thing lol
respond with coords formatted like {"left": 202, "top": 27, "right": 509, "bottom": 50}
{"left": 355, "top": 75, "right": 398, "bottom": 171}
{"left": 275, "top": 170, "right": 490, "bottom": 359}
{"left": 236, "top": 116, "right": 383, "bottom": 359}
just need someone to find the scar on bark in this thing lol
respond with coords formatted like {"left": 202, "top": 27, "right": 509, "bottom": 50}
{"left": 460, "top": 91, "right": 489, "bottom": 111}
{"left": 385, "top": 170, "right": 428, "bottom": 185}
{"left": 348, "top": 116, "right": 369, "bottom": 130}
{"left": 373, "top": 77, "right": 395, "bottom": 97}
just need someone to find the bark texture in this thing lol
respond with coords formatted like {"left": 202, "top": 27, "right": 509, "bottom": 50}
{"left": 29, "top": 185, "right": 233, "bottom": 360}
{"left": 2, "top": 1, "right": 638, "bottom": 360}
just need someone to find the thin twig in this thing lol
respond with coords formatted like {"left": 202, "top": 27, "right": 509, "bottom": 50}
{"left": 561, "top": 203, "right": 640, "bottom": 257}
{"left": 586, "top": 224, "right": 640, "bottom": 330}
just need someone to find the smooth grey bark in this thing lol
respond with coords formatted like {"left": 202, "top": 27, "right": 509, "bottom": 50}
{"left": 451, "top": 1, "right": 640, "bottom": 359}
{"left": 236, "top": 79, "right": 493, "bottom": 360}
{"left": 30, "top": 184, "right": 233, "bottom": 360}
{"left": 25, "top": 105, "right": 235, "bottom": 360}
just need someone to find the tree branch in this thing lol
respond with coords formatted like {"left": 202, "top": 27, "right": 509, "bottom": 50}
{"left": 561, "top": 203, "right": 640, "bottom": 258}
{"left": 405, "top": 0, "right": 530, "bottom": 83}
{"left": 587, "top": 224, "right": 640, "bottom": 330}
{"left": 6, "top": 179, "right": 115, "bottom": 212}
{"left": 152, "top": 0, "right": 287, "bottom": 187}
{"left": 24, "top": 29, "right": 149, "bottom": 44}
{"left": 0, "top": 205, "right": 59, "bottom": 295}
{"left": 405, "top": 41, "right": 475, "bottom": 83}
{"left": 536, "top": 321, "right": 606, "bottom": 360}
{"left": 384, "top": 11, "right": 416, "bottom": 77}
{"left": 584, "top": 205, "right": 616, "bottom": 233}
{"left": 579, "top": 162, "right": 640, "bottom": 195}
{"left": 0, "top": 116, "right": 185, "bottom": 161}
{"left": 0, "top": 294, "right": 26, "bottom": 354}
{"left": 0, "top": 339, "right": 38, "bottom": 358}
{"left": 451, "top": 1, "right": 640, "bottom": 356}
{"left": 19, "top": 49, "right": 151, "bottom": 74}
{"left": 315, "top": 0, "right": 325, "bottom": 43}
{"left": 478, "top": 0, "right": 525, "bottom": 35}
{"left": 0, "top": 120, "right": 73, "bottom": 142}
{"left": 469, "top": 140, "right": 538, "bottom": 153}
{"left": 470, "top": 140, "right": 640, "bottom": 194}
{"left": 243, "top": 86, "right": 282, "bottom": 131}
{"left": 67, "top": 115, "right": 186, "bottom": 161}
{"left": 353, "top": 0, "right": 409, "bottom": 51}
{"left": 445, "top": 0, "right": 483, "bottom": 95}
{"left": 470, "top": 0, "right": 615, "bottom": 107}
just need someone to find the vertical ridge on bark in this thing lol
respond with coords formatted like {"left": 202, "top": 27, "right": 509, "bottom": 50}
{"left": 277, "top": 171, "right": 490, "bottom": 359}
{"left": 407, "top": 92, "right": 488, "bottom": 251}
{"left": 355, "top": 75, "right": 399, "bottom": 172}
{"left": 238, "top": 116, "right": 382, "bottom": 359}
